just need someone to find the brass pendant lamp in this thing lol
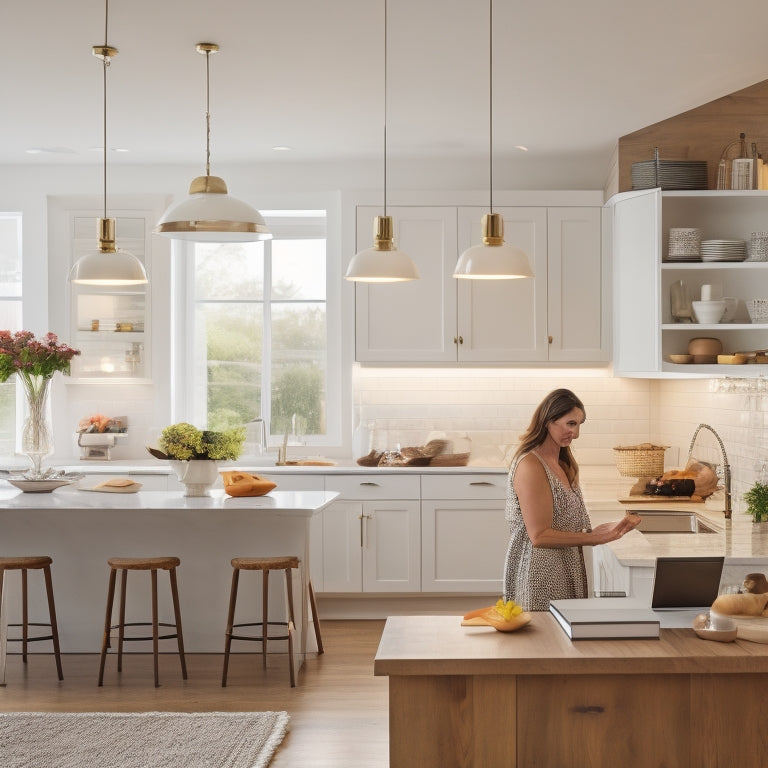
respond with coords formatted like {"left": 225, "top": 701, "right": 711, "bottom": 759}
{"left": 155, "top": 43, "right": 271, "bottom": 242}
{"left": 344, "top": 0, "right": 419, "bottom": 283}
{"left": 69, "top": 0, "right": 148, "bottom": 286}
{"left": 453, "top": 0, "right": 533, "bottom": 280}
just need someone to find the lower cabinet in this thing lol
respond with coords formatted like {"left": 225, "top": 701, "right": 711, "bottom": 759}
{"left": 420, "top": 474, "right": 509, "bottom": 593}
{"left": 322, "top": 474, "right": 421, "bottom": 593}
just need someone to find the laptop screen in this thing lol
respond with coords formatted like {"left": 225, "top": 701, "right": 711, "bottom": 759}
{"left": 651, "top": 556, "right": 725, "bottom": 610}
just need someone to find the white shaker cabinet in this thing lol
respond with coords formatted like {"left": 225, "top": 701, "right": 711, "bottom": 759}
{"left": 610, "top": 188, "right": 768, "bottom": 377}
{"left": 321, "top": 474, "right": 421, "bottom": 593}
{"left": 421, "top": 474, "right": 509, "bottom": 592}
{"left": 354, "top": 204, "right": 608, "bottom": 364}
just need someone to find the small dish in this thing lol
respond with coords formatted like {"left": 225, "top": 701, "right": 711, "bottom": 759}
{"left": 717, "top": 354, "right": 748, "bottom": 365}
{"left": 6, "top": 478, "right": 75, "bottom": 493}
{"left": 668, "top": 354, "right": 693, "bottom": 364}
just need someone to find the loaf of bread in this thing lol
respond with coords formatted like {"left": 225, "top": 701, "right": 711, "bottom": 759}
{"left": 711, "top": 592, "right": 768, "bottom": 617}
{"left": 220, "top": 471, "right": 276, "bottom": 497}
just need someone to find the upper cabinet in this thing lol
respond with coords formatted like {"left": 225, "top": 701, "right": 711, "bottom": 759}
{"left": 610, "top": 188, "right": 768, "bottom": 377}
{"left": 354, "top": 203, "right": 608, "bottom": 365}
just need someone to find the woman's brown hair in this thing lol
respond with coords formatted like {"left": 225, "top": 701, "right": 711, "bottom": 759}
{"left": 512, "top": 388, "right": 585, "bottom": 486}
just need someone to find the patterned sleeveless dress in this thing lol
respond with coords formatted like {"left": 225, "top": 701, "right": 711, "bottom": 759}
{"left": 502, "top": 451, "right": 591, "bottom": 611}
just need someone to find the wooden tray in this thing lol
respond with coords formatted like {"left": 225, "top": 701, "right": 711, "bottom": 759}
{"left": 618, "top": 495, "right": 704, "bottom": 503}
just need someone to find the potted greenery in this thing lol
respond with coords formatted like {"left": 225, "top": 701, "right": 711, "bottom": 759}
{"left": 149, "top": 423, "right": 246, "bottom": 496}
{"left": 743, "top": 480, "right": 768, "bottom": 525}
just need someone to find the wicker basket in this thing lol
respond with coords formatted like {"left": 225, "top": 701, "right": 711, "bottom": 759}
{"left": 613, "top": 444, "right": 667, "bottom": 478}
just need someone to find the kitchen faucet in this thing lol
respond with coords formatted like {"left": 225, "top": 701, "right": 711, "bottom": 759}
{"left": 687, "top": 423, "right": 732, "bottom": 519}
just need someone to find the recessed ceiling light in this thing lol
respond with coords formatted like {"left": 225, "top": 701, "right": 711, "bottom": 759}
{"left": 272, "top": 145, "right": 292, "bottom": 151}
{"left": 514, "top": 145, "right": 529, "bottom": 152}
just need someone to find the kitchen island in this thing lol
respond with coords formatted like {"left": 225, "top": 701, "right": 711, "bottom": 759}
{"left": 374, "top": 613, "right": 768, "bottom": 768}
{"left": 0, "top": 487, "right": 338, "bottom": 681}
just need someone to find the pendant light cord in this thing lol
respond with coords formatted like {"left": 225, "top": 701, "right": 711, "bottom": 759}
{"left": 488, "top": 0, "right": 493, "bottom": 214}
{"left": 204, "top": 49, "right": 212, "bottom": 178}
{"left": 101, "top": 0, "right": 110, "bottom": 220}
{"left": 383, "top": 0, "right": 388, "bottom": 218}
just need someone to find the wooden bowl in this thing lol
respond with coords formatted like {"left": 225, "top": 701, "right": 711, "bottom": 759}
{"left": 688, "top": 337, "right": 723, "bottom": 356}
{"left": 668, "top": 354, "right": 693, "bottom": 364}
{"left": 717, "top": 354, "right": 747, "bottom": 365}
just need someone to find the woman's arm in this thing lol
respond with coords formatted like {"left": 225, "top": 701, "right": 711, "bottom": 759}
{"left": 514, "top": 454, "right": 639, "bottom": 547}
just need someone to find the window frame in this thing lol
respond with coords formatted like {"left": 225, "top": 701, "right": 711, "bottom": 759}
{"left": 172, "top": 208, "right": 343, "bottom": 450}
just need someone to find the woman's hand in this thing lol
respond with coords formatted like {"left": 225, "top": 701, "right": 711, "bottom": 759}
{"left": 590, "top": 514, "right": 641, "bottom": 544}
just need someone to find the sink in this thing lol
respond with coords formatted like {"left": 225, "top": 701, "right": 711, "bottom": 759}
{"left": 628, "top": 509, "right": 717, "bottom": 534}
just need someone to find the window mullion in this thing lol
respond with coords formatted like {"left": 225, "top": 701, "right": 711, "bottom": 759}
{"left": 262, "top": 240, "right": 273, "bottom": 441}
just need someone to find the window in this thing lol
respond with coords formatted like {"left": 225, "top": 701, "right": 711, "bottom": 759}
{"left": 183, "top": 211, "right": 333, "bottom": 446}
{"left": 0, "top": 213, "right": 23, "bottom": 454}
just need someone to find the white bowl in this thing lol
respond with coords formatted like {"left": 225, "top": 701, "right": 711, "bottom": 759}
{"left": 692, "top": 300, "right": 726, "bottom": 324}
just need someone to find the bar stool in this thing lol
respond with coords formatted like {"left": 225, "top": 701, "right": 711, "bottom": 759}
{"left": 0, "top": 556, "right": 63, "bottom": 681}
{"left": 221, "top": 556, "right": 323, "bottom": 688}
{"left": 98, "top": 556, "right": 187, "bottom": 688}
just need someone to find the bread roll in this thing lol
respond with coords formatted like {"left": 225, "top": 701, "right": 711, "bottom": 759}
{"left": 711, "top": 592, "right": 768, "bottom": 617}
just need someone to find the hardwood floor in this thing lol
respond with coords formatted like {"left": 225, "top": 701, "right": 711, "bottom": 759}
{"left": 0, "top": 620, "right": 389, "bottom": 768}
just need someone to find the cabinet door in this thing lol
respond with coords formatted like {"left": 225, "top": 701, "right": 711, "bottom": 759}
{"left": 456, "top": 207, "right": 548, "bottom": 362}
{"left": 362, "top": 500, "right": 421, "bottom": 592}
{"left": 609, "top": 189, "right": 662, "bottom": 375}
{"left": 547, "top": 207, "right": 609, "bottom": 362}
{"left": 322, "top": 500, "right": 363, "bottom": 592}
{"left": 421, "top": 499, "right": 508, "bottom": 592}
{"left": 354, "top": 206, "right": 458, "bottom": 362}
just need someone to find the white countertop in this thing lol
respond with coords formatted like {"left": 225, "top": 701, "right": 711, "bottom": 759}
{"left": 0, "top": 487, "right": 339, "bottom": 515}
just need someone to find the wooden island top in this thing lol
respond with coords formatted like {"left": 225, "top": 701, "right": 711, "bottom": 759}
{"left": 374, "top": 614, "right": 768, "bottom": 768}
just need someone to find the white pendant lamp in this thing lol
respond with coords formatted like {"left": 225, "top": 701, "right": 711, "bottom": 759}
{"left": 453, "top": 0, "right": 534, "bottom": 280}
{"left": 70, "top": 0, "right": 148, "bottom": 286}
{"left": 155, "top": 43, "right": 271, "bottom": 243}
{"left": 344, "top": 0, "right": 419, "bottom": 283}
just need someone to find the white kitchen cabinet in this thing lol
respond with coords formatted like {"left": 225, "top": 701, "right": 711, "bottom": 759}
{"left": 421, "top": 474, "right": 509, "bottom": 592}
{"left": 610, "top": 188, "right": 768, "bottom": 377}
{"left": 321, "top": 474, "right": 421, "bottom": 593}
{"left": 355, "top": 204, "right": 607, "bottom": 364}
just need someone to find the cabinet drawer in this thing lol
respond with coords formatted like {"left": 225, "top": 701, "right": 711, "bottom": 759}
{"left": 255, "top": 473, "right": 324, "bottom": 492}
{"left": 325, "top": 474, "right": 420, "bottom": 500}
{"left": 421, "top": 473, "right": 506, "bottom": 500}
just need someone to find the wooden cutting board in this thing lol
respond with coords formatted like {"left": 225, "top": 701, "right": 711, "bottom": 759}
{"left": 617, "top": 495, "right": 704, "bottom": 503}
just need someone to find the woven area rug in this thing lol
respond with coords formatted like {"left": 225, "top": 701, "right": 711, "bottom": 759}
{"left": 0, "top": 710, "right": 289, "bottom": 768}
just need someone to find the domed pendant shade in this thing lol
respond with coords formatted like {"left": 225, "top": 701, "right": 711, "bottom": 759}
{"left": 453, "top": 0, "right": 533, "bottom": 280}
{"left": 344, "top": 0, "right": 419, "bottom": 283}
{"left": 155, "top": 43, "right": 271, "bottom": 243}
{"left": 69, "top": 3, "right": 147, "bottom": 286}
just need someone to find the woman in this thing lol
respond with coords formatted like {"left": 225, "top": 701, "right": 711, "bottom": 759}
{"left": 503, "top": 388, "right": 640, "bottom": 611}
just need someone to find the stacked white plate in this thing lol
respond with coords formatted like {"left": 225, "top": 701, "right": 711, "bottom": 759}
{"left": 666, "top": 227, "right": 702, "bottom": 261}
{"left": 700, "top": 239, "right": 747, "bottom": 262}
{"left": 631, "top": 160, "right": 708, "bottom": 190}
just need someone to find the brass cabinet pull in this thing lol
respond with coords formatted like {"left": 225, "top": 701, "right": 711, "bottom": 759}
{"left": 548, "top": 335, "right": 553, "bottom": 344}
{"left": 469, "top": 481, "right": 495, "bottom": 486}
{"left": 458, "top": 335, "right": 463, "bottom": 345}
{"left": 360, "top": 482, "right": 380, "bottom": 487}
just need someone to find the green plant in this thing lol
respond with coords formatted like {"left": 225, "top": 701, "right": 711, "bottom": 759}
{"left": 744, "top": 480, "right": 768, "bottom": 523}
{"left": 157, "top": 422, "right": 245, "bottom": 461}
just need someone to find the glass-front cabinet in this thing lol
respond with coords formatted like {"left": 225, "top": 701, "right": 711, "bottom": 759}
{"left": 69, "top": 215, "right": 150, "bottom": 379}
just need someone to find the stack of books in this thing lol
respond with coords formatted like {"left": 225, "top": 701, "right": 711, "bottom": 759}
{"left": 549, "top": 598, "right": 660, "bottom": 640}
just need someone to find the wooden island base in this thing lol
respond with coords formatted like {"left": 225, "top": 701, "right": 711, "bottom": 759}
{"left": 374, "top": 614, "right": 768, "bottom": 768}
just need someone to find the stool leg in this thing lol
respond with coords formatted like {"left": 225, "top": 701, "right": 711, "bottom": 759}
{"left": 309, "top": 579, "right": 324, "bottom": 654}
{"left": 221, "top": 567, "right": 240, "bottom": 687}
{"left": 285, "top": 568, "right": 296, "bottom": 687}
{"left": 151, "top": 568, "right": 159, "bottom": 687}
{"left": 98, "top": 567, "right": 117, "bottom": 686}
{"left": 42, "top": 565, "right": 63, "bottom": 681}
{"left": 21, "top": 569, "right": 28, "bottom": 663}
{"left": 262, "top": 568, "right": 269, "bottom": 669}
{"left": 168, "top": 567, "right": 187, "bottom": 680}
{"left": 0, "top": 568, "right": 6, "bottom": 686}
{"left": 117, "top": 569, "right": 128, "bottom": 672}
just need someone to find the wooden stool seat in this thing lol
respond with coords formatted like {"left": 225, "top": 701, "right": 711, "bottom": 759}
{"left": 0, "top": 556, "right": 53, "bottom": 570}
{"left": 0, "top": 555, "right": 63, "bottom": 681}
{"left": 98, "top": 556, "right": 187, "bottom": 688}
{"left": 107, "top": 556, "right": 181, "bottom": 570}
{"left": 231, "top": 556, "right": 299, "bottom": 571}
{"left": 222, "top": 555, "right": 322, "bottom": 688}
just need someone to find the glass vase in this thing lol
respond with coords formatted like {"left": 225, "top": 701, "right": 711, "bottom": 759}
{"left": 20, "top": 374, "right": 53, "bottom": 478}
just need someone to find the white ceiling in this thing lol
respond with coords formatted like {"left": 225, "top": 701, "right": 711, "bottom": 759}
{"left": 4, "top": 0, "right": 768, "bottom": 176}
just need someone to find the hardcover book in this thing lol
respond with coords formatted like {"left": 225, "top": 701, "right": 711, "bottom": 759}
{"left": 549, "top": 598, "right": 660, "bottom": 640}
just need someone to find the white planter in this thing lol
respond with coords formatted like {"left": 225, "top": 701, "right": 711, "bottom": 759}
{"left": 170, "top": 460, "right": 220, "bottom": 497}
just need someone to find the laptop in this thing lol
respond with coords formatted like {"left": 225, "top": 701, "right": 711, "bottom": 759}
{"left": 651, "top": 556, "right": 725, "bottom": 611}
